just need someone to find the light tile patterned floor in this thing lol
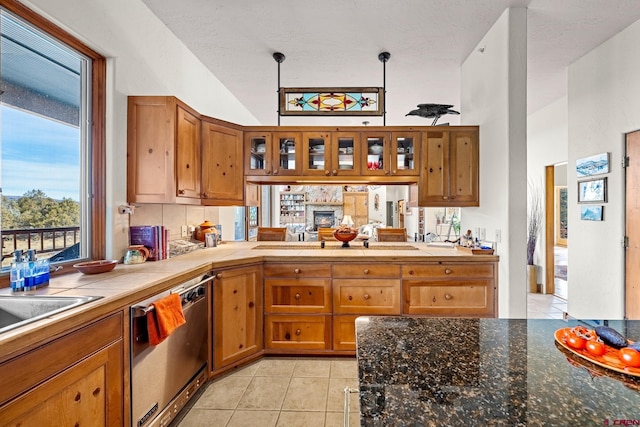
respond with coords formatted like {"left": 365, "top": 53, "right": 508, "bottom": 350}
{"left": 527, "top": 292, "right": 567, "bottom": 319}
{"left": 175, "top": 357, "right": 360, "bottom": 427}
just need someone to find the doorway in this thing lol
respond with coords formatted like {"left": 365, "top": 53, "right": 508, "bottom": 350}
{"left": 625, "top": 130, "right": 640, "bottom": 319}
{"left": 545, "top": 163, "right": 568, "bottom": 299}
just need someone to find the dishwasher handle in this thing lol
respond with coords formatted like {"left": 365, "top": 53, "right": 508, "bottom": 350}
{"left": 131, "top": 273, "right": 213, "bottom": 318}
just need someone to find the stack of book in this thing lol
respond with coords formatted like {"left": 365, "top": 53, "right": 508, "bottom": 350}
{"left": 129, "top": 225, "right": 169, "bottom": 261}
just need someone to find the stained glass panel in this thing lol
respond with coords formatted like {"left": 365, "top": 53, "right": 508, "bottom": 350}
{"left": 280, "top": 87, "right": 383, "bottom": 116}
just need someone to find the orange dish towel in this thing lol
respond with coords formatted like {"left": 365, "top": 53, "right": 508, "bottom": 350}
{"left": 147, "top": 293, "right": 186, "bottom": 345}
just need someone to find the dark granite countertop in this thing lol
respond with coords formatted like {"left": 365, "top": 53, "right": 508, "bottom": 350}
{"left": 355, "top": 317, "right": 640, "bottom": 426}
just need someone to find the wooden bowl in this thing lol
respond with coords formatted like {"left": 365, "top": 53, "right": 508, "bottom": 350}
{"left": 333, "top": 230, "right": 358, "bottom": 243}
{"left": 73, "top": 260, "right": 118, "bottom": 274}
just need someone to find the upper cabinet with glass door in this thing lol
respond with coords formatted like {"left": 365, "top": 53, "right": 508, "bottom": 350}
{"left": 362, "top": 132, "right": 390, "bottom": 175}
{"left": 391, "top": 132, "right": 420, "bottom": 176}
{"left": 330, "top": 132, "right": 361, "bottom": 176}
{"left": 302, "top": 131, "right": 331, "bottom": 176}
{"left": 245, "top": 131, "right": 301, "bottom": 176}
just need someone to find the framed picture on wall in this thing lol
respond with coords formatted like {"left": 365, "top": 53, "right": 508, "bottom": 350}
{"left": 580, "top": 205, "right": 604, "bottom": 221}
{"left": 578, "top": 177, "right": 607, "bottom": 203}
{"left": 576, "top": 152, "right": 610, "bottom": 177}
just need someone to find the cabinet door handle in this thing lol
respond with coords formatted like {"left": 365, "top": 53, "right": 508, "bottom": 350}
{"left": 332, "top": 169, "right": 337, "bottom": 175}
{"left": 295, "top": 293, "right": 301, "bottom": 300}
{"left": 295, "top": 329, "right": 302, "bottom": 336}
{"left": 392, "top": 169, "right": 397, "bottom": 174}
{"left": 294, "top": 268, "right": 301, "bottom": 274}
{"left": 443, "top": 196, "right": 449, "bottom": 200}
{"left": 445, "top": 268, "right": 452, "bottom": 275}
{"left": 178, "top": 189, "right": 185, "bottom": 195}
{"left": 444, "top": 294, "right": 452, "bottom": 300}
{"left": 248, "top": 301, "right": 254, "bottom": 308}
{"left": 216, "top": 273, "right": 223, "bottom": 279}
{"left": 325, "top": 170, "right": 330, "bottom": 175}
{"left": 202, "top": 193, "right": 208, "bottom": 198}
{"left": 348, "top": 295, "right": 353, "bottom": 301}
{"left": 273, "top": 169, "right": 279, "bottom": 175}
{"left": 266, "top": 170, "right": 272, "bottom": 175}
{"left": 363, "top": 294, "right": 370, "bottom": 300}
{"left": 363, "top": 269, "right": 369, "bottom": 274}
{"left": 409, "top": 270, "right": 414, "bottom": 275}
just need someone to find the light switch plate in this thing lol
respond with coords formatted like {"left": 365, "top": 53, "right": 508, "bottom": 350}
{"left": 495, "top": 229, "right": 502, "bottom": 243}
{"left": 181, "top": 225, "right": 188, "bottom": 238}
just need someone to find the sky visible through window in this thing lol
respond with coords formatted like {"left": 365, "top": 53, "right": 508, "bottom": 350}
{"left": 1, "top": 104, "right": 80, "bottom": 201}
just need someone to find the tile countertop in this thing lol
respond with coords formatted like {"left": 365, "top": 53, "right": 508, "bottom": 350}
{"left": 0, "top": 242, "right": 498, "bottom": 359}
{"left": 355, "top": 317, "right": 640, "bottom": 426}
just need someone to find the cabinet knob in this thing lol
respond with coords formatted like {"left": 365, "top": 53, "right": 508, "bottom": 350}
{"left": 364, "top": 294, "right": 370, "bottom": 300}
{"left": 392, "top": 169, "right": 397, "bottom": 174}
{"left": 409, "top": 270, "right": 415, "bottom": 275}
{"left": 273, "top": 169, "right": 279, "bottom": 175}
{"left": 445, "top": 268, "right": 452, "bottom": 275}
{"left": 295, "top": 329, "right": 302, "bottom": 336}
{"left": 325, "top": 170, "right": 330, "bottom": 176}
{"left": 363, "top": 269, "right": 369, "bottom": 274}
{"left": 248, "top": 301, "right": 254, "bottom": 308}
{"left": 295, "top": 293, "right": 301, "bottom": 300}
{"left": 443, "top": 196, "right": 449, "bottom": 200}
{"left": 333, "top": 169, "right": 337, "bottom": 174}
{"left": 294, "top": 268, "right": 301, "bottom": 274}
{"left": 178, "top": 189, "right": 185, "bottom": 195}
{"left": 444, "top": 294, "right": 452, "bottom": 300}
{"left": 266, "top": 170, "right": 272, "bottom": 175}
{"left": 348, "top": 295, "right": 353, "bottom": 301}
{"left": 202, "top": 193, "right": 207, "bottom": 198}
{"left": 216, "top": 273, "right": 223, "bottom": 279}
{"left": 186, "top": 163, "right": 190, "bottom": 169}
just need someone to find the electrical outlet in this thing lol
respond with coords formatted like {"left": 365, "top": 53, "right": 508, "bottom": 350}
{"left": 495, "top": 229, "right": 502, "bottom": 243}
{"left": 181, "top": 225, "right": 188, "bottom": 238}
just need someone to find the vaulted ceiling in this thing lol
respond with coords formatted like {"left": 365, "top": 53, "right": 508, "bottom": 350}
{"left": 141, "top": 0, "right": 640, "bottom": 126}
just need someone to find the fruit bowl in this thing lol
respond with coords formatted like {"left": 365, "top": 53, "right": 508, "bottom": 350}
{"left": 73, "top": 260, "right": 118, "bottom": 274}
{"left": 333, "top": 229, "right": 358, "bottom": 248}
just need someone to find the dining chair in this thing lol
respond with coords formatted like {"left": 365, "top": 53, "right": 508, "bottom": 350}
{"left": 257, "top": 227, "right": 287, "bottom": 241}
{"left": 317, "top": 228, "right": 338, "bottom": 241}
{"left": 376, "top": 228, "right": 408, "bottom": 242}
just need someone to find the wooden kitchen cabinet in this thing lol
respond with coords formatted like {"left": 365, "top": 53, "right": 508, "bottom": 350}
{"left": 212, "top": 264, "right": 263, "bottom": 369}
{"left": 263, "top": 263, "right": 332, "bottom": 352}
{"left": 332, "top": 263, "right": 401, "bottom": 351}
{"left": 0, "top": 313, "right": 124, "bottom": 426}
{"left": 127, "top": 96, "right": 201, "bottom": 204}
{"left": 245, "top": 131, "right": 302, "bottom": 176}
{"left": 419, "top": 127, "right": 479, "bottom": 206}
{"left": 392, "top": 131, "right": 421, "bottom": 176}
{"left": 201, "top": 119, "right": 244, "bottom": 205}
{"left": 402, "top": 262, "right": 497, "bottom": 316}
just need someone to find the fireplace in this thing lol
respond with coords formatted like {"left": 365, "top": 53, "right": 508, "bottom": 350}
{"left": 313, "top": 211, "right": 335, "bottom": 230}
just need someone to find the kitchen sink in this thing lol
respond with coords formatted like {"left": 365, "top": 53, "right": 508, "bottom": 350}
{"left": 0, "top": 295, "right": 102, "bottom": 334}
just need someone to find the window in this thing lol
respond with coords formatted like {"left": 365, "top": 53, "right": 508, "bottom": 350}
{"left": 0, "top": 0, "right": 105, "bottom": 276}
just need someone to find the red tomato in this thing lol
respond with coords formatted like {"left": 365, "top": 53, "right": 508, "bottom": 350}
{"left": 585, "top": 340, "right": 606, "bottom": 356}
{"left": 619, "top": 348, "right": 640, "bottom": 368}
{"left": 566, "top": 333, "right": 586, "bottom": 350}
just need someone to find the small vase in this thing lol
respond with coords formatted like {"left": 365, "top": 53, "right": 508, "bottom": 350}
{"left": 527, "top": 265, "right": 537, "bottom": 293}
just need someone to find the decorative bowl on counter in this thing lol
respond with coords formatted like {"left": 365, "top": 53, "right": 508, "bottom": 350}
{"left": 73, "top": 259, "right": 118, "bottom": 274}
{"left": 333, "top": 229, "right": 358, "bottom": 248}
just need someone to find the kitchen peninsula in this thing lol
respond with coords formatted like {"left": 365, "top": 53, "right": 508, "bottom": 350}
{"left": 0, "top": 241, "right": 498, "bottom": 425}
{"left": 356, "top": 317, "right": 640, "bottom": 426}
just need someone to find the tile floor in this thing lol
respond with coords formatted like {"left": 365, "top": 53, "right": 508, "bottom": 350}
{"left": 173, "top": 281, "right": 566, "bottom": 426}
{"left": 174, "top": 357, "right": 360, "bottom": 427}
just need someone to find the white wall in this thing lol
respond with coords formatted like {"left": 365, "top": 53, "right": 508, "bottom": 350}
{"left": 21, "top": 0, "right": 258, "bottom": 260}
{"left": 565, "top": 19, "right": 640, "bottom": 319}
{"left": 461, "top": 8, "right": 528, "bottom": 318}
{"left": 527, "top": 96, "right": 568, "bottom": 286}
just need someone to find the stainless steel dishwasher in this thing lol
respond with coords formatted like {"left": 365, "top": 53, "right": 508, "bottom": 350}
{"left": 130, "top": 272, "right": 212, "bottom": 427}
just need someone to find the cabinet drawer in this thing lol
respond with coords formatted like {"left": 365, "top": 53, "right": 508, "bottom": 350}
{"left": 264, "top": 263, "right": 331, "bottom": 278}
{"left": 333, "top": 279, "right": 401, "bottom": 314}
{"left": 333, "top": 315, "right": 359, "bottom": 351}
{"left": 402, "top": 280, "right": 495, "bottom": 316}
{"left": 333, "top": 263, "right": 400, "bottom": 278}
{"left": 265, "top": 278, "right": 331, "bottom": 313}
{"left": 403, "top": 263, "right": 494, "bottom": 279}
{"left": 265, "top": 315, "right": 331, "bottom": 350}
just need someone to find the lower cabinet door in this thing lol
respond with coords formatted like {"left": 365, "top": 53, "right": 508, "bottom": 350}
{"left": 0, "top": 341, "right": 123, "bottom": 426}
{"left": 332, "top": 315, "right": 360, "bottom": 351}
{"left": 265, "top": 315, "right": 331, "bottom": 351}
{"left": 402, "top": 279, "right": 495, "bottom": 316}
